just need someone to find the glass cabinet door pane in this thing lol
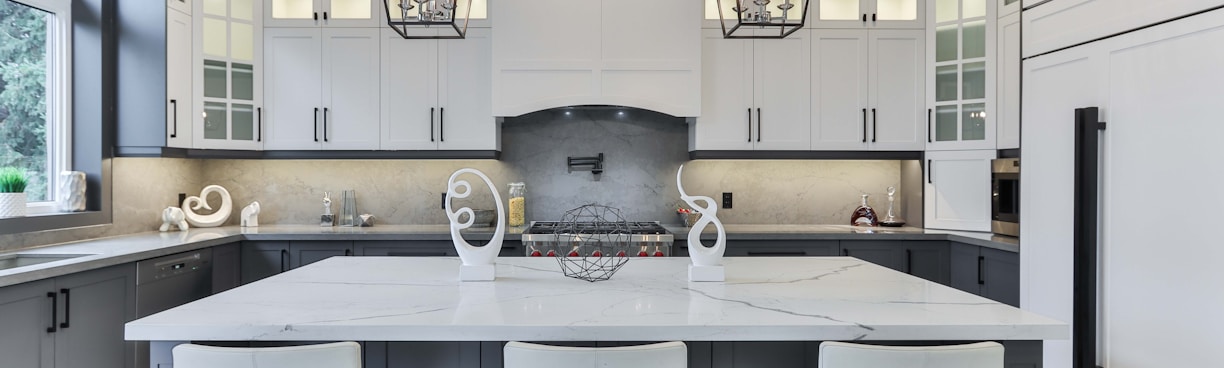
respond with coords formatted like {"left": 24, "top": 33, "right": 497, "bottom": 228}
{"left": 821, "top": 0, "right": 860, "bottom": 20}
{"left": 935, "top": 0, "right": 958, "bottom": 23}
{"left": 203, "top": 60, "right": 228, "bottom": 99}
{"left": 231, "top": 23, "right": 254, "bottom": 61}
{"left": 231, "top": 0, "right": 254, "bottom": 21}
{"left": 962, "top": 20, "right": 986, "bottom": 59}
{"left": 963, "top": 0, "right": 986, "bottom": 18}
{"left": 936, "top": 64, "right": 958, "bottom": 102}
{"left": 962, "top": 61, "right": 985, "bottom": 99}
{"left": 459, "top": 0, "right": 488, "bottom": 19}
{"left": 962, "top": 103, "right": 986, "bottom": 140}
{"left": 876, "top": 0, "right": 916, "bottom": 20}
{"left": 202, "top": 18, "right": 228, "bottom": 58}
{"left": 935, "top": 24, "right": 958, "bottom": 62}
{"left": 232, "top": 104, "right": 255, "bottom": 141}
{"left": 935, "top": 105, "right": 958, "bottom": 141}
{"left": 203, "top": 0, "right": 227, "bottom": 16}
{"left": 272, "top": 0, "right": 315, "bottom": 19}
{"left": 203, "top": 102, "right": 228, "bottom": 140}
{"left": 332, "top": 0, "right": 371, "bottom": 19}
{"left": 232, "top": 63, "right": 254, "bottom": 101}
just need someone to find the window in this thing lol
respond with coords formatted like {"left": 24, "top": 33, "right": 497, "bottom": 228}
{"left": 0, "top": 0, "right": 71, "bottom": 214}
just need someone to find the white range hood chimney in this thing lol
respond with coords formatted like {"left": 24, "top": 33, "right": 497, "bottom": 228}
{"left": 491, "top": 0, "right": 701, "bottom": 118}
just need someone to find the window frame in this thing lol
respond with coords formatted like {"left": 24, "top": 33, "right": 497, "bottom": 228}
{"left": 3, "top": 0, "right": 73, "bottom": 215}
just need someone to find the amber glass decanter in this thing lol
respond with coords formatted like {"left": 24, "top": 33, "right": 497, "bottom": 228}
{"left": 851, "top": 194, "right": 879, "bottom": 227}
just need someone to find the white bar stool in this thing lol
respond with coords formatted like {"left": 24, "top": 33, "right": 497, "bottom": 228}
{"left": 818, "top": 341, "right": 1004, "bottom": 368}
{"left": 504, "top": 341, "right": 687, "bottom": 368}
{"left": 172, "top": 341, "right": 361, "bottom": 368}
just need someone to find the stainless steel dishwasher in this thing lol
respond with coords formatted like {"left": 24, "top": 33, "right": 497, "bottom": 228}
{"left": 136, "top": 248, "right": 213, "bottom": 368}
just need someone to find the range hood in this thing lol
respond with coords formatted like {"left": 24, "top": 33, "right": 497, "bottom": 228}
{"left": 491, "top": 0, "right": 702, "bottom": 118}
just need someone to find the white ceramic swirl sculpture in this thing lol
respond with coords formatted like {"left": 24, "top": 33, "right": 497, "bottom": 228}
{"left": 446, "top": 168, "right": 506, "bottom": 281}
{"left": 181, "top": 185, "right": 233, "bottom": 228}
{"left": 677, "top": 165, "right": 727, "bottom": 282}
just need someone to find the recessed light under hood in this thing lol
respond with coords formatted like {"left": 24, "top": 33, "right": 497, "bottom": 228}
{"left": 490, "top": 0, "right": 701, "bottom": 118}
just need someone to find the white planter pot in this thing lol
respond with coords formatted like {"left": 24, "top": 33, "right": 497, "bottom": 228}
{"left": 0, "top": 193, "right": 27, "bottom": 218}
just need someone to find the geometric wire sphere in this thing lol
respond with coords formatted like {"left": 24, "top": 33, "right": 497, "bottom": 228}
{"left": 551, "top": 204, "right": 635, "bottom": 282}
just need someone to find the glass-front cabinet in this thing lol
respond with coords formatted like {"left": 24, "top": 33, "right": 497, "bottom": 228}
{"left": 195, "top": 0, "right": 263, "bottom": 150}
{"left": 926, "top": 0, "right": 994, "bottom": 150}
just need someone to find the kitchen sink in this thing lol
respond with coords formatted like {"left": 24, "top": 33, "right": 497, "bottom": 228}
{"left": 0, "top": 253, "right": 91, "bottom": 271}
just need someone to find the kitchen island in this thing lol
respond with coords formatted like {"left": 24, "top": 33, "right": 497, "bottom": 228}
{"left": 125, "top": 256, "right": 1064, "bottom": 367}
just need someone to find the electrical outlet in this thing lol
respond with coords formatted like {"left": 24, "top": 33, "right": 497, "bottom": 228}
{"left": 177, "top": 193, "right": 186, "bottom": 207}
{"left": 441, "top": 193, "right": 447, "bottom": 209}
{"left": 722, "top": 192, "right": 733, "bottom": 209}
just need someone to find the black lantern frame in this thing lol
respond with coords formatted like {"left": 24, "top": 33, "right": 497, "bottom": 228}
{"left": 715, "top": 0, "right": 810, "bottom": 39}
{"left": 384, "top": 0, "right": 473, "bottom": 39}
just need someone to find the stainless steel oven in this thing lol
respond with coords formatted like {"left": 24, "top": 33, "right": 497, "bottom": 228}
{"left": 992, "top": 158, "right": 1020, "bottom": 237}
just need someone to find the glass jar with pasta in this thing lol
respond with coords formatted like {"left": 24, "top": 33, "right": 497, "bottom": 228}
{"left": 507, "top": 182, "right": 526, "bottom": 227}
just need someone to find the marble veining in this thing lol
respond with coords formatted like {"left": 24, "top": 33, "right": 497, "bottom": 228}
{"left": 125, "top": 257, "right": 1066, "bottom": 342}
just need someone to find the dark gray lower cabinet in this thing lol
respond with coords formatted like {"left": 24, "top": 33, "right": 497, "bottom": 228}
{"left": 290, "top": 241, "right": 354, "bottom": 268}
{"left": 712, "top": 341, "right": 816, "bottom": 368}
{"left": 363, "top": 341, "right": 481, "bottom": 368}
{"left": 948, "top": 242, "right": 1020, "bottom": 307}
{"left": 241, "top": 241, "right": 290, "bottom": 284}
{"left": 0, "top": 264, "right": 136, "bottom": 368}
{"left": 213, "top": 242, "right": 242, "bottom": 293}
{"left": 723, "top": 241, "right": 839, "bottom": 257}
{"left": 358, "top": 241, "right": 458, "bottom": 257}
{"left": 840, "top": 241, "right": 950, "bottom": 285}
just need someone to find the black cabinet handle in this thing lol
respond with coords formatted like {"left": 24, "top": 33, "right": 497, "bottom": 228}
{"left": 323, "top": 12, "right": 328, "bottom": 20}
{"left": 746, "top": 108, "right": 752, "bottom": 142}
{"left": 927, "top": 108, "right": 932, "bottom": 143}
{"left": 756, "top": 108, "right": 762, "bottom": 142}
{"left": 344, "top": 249, "right": 352, "bottom": 256}
{"left": 842, "top": 249, "right": 850, "bottom": 256}
{"left": 257, "top": 107, "right": 262, "bottom": 142}
{"left": 46, "top": 292, "right": 57, "bottom": 333}
{"left": 280, "top": 249, "right": 289, "bottom": 272}
{"left": 314, "top": 12, "right": 318, "bottom": 20}
{"left": 861, "top": 108, "right": 867, "bottom": 143}
{"left": 440, "top": 107, "right": 445, "bottom": 142}
{"left": 978, "top": 255, "right": 985, "bottom": 285}
{"left": 872, "top": 13, "right": 877, "bottom": 22}
{"left": 169, "top": 99, "right": 178, "bottom": 138}
{"left": 747, "top": 251, "right": 807, "bottom": 257}
{"left": 861, "top": 14, "right": 866, "bottom": 22}
{"left": 313, "top": 108, "right": 319, "bottom": 142}
{"left": 905, "top": 249, "right": 912, "bottom": 274}
{"left": 871, "top": 108, "right": 877, "bottom": 143}
{"left": 323, "top": 107, "right": 329, "bottom": 142}
{"left": 388, "top": 251, "right": 448, "bottom": 257}
{"left": 928, "top": 159, "right": 933, "bottom": 184}
{"left": 430, "top": 107, "right": 436, "bottom": 142}
{"left": 59, "top": 288, "right": 70, "bottom": 329}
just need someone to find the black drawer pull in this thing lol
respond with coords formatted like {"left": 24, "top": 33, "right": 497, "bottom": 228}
{"left": 256, "top": 107, "right": 262, "bottom": 142}
{"left": 927, "top": 108, "right": 932, "bottom": 143}
{"left": 59, "top": 288, "right": 70, "bottom": 329}
{"left": 46, "top": 292, "right": 57, "bottom": 333}
{"left": 978, "top": 255, "right": 985, "bottom": 285}
{"left": 756, "top": 108, "right": 762, "bottom": 142}
{"left": 905, "top": 249, "right": 912, "bottom": 274}
{"left": 313, "top": 108, "right": 320, "bottom": 142}
{"left": 280, "top": 249, "right": 289, "bottom": 272}
{"left": 928, "top": 159, "right": 934, "bottom": 184}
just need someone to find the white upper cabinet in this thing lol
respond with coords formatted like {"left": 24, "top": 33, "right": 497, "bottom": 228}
{"left": 996, "top": 11, "right": 1019, "bottom": 149}
{"left": 382, "top": 28, "right": 496, "bottom": 150}
{"left": 194, "top": 0, "right": 263, "bottom": 150}
{"left": 1022, "top": 0, "right": 1223, "bottom": 57}
{"left": 694, "top": 29, "right": 810, "bottom": 151}
{"left": 998, "top": 0, "right": 1018, "bottom": 17}
{"left": 493, "top": 0, "right": 701, "bottom": 117}
{"left": 265, "top": 0, "right": 380, "bottom": 27}
{"left": 811, "top": 29, "right": 924, "bottom": 150}
{"left": 924, "top": 149, "right": 996, "bottom": 231}
{"left": 263, "top": 28, "right": 381, "bottom": 150}
{"left": 167, "top": 8, "right": 193, "bottom": 148}
{"left": 926, "top": 0, "right": 995, "bottom": 151}
{"left": 168, "top": 0, "right": 191, "bottom": 15}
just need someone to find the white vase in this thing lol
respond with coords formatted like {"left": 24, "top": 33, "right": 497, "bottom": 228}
{"left": 0, "top": 193, "right": 27, "bottom": 218}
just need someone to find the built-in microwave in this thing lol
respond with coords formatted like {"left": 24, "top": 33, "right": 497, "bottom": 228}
{"left": 991, "top": 158, "right": 1020, "bottom": 237}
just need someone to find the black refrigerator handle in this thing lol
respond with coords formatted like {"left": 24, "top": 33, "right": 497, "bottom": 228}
{"left": 1073, "top": 107, "right": 1107, "bottom": 368}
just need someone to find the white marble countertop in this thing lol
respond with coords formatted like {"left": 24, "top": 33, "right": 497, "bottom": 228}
{"left": 125, "top": 257, "right": 1065, "bottom": 342}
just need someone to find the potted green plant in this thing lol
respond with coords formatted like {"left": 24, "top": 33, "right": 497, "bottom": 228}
{"left": 0, "top": 167, "right": 28, "bottom": 218}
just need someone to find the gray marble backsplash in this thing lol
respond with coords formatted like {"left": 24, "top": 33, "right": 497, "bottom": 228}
{"left": 4, "top": 109, "right": 913, "bottom": 250}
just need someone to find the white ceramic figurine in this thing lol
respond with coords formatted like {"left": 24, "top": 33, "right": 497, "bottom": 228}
{"left": 160, "top": 207, "right": 189, "bottom": 232}
{"left": 241, "top": 201, "right": 261, "bottom": 227}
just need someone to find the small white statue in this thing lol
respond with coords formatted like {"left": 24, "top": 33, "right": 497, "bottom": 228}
{"left": 446, "top": 168, "right": 505, "bottom": 281}
{"left": 57, "top": 171, "right": 86, "bottom": 212}
{"left": 241, "top": 201, "right": 261, "bottom": 227}
{"left": 182, "top": 185, "right": 233, "bottom": 228}
{"left": 677, "top": 164, "right": 727, "bottom": 282}
{"left": 160, "top": 207, "right": 189, "bottom": 232}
